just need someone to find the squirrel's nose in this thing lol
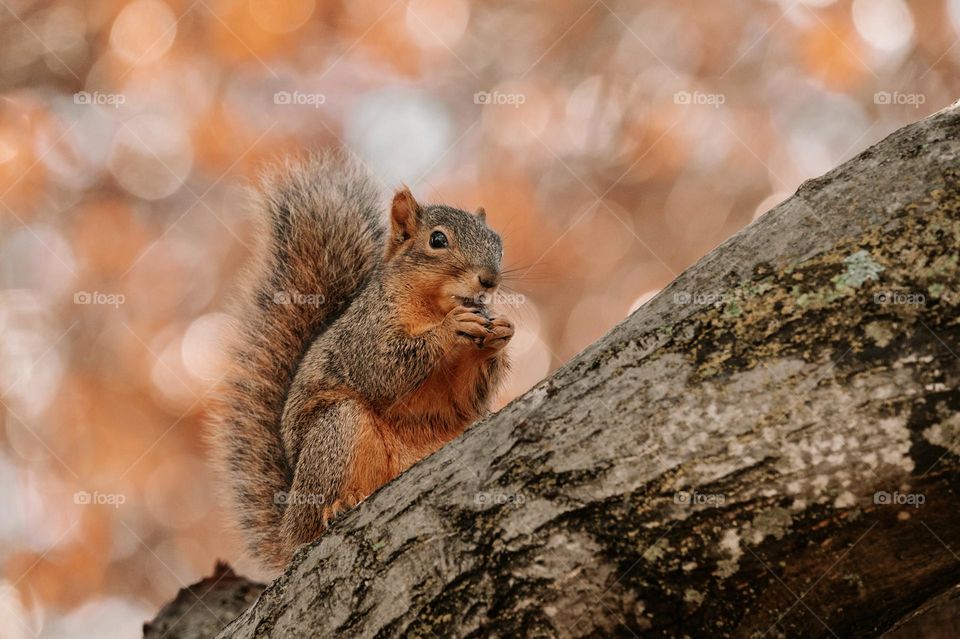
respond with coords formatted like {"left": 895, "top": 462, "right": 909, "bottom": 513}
{"left": 477, "top": 271, "right": 499, "bottom": 289}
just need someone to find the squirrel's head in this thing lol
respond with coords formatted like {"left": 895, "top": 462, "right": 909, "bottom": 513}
{"left": 385, "top": 187, "right": 503, "bottom": 315}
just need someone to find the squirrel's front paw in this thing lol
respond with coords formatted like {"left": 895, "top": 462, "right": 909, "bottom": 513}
{"left": 480, "top": 316, "right": 513, "bottom": 352}
{"left": 447, "top": 305, "right": 493, "bottom": 344}
{"left": 446, "top": 306, "right": 513, "bottom": 351}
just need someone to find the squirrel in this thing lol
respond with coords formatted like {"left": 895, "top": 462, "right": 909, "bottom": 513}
{"left": 211, "top": 152, "right": 513, "bottom": 568}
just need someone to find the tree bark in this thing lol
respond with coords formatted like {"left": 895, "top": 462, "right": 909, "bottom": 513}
{"left": 143, "top": 562, "right": 264, "bottom": 639}
{"left": 152, "top": 103, "right": 960, "bottom": 638}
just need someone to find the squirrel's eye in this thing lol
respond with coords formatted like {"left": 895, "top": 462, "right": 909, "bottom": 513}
{"left": 429, "top": 231, "right": 448, "bottom": 249}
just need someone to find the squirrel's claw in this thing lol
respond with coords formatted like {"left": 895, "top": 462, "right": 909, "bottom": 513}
{"left": 320, "top": 492, "right": 366, "bottom": 528}
{"left": 480, "top": 316, "right": 514, "bottom": 351}
{"left": 449, "top": 306, "right": 493, "bottom": 342}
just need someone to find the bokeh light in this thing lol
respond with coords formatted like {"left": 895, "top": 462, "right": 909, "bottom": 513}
{"left": 110, "top": 0, "right": 178, "bottom": 65}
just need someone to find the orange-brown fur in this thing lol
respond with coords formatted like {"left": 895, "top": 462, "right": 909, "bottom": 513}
{"left": 212, "top": 152, "right": 512, "bottom": 569}
{"left": 340, "top": 297, "right": 507, "bottom": 522}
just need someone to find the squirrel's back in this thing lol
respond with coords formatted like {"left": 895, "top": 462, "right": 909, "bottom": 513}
{"left": 210, "top": 152, "right": 385, "bottom": 565}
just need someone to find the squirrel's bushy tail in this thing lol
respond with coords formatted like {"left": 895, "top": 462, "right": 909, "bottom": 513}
{"left": 211, "top": 152, "right": 384, "bottom": 566}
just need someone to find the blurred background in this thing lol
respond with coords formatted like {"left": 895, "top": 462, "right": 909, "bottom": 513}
{"left": 0, "top": 0, "right": 958, "bottom": 636}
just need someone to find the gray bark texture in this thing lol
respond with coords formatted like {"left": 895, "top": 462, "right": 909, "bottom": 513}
{"left": 150, "top": 104, "right": 960, "bottom": 638}
{"left": 143, "top": 562, "right": 265, "bottom": 639}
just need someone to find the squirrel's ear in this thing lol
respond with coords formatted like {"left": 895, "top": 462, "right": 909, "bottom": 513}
{"left": 474, "top": 206, "right": 486, "bottom": 222}
{"left": 390, "top": 187, "right": 421, "bottom": 242}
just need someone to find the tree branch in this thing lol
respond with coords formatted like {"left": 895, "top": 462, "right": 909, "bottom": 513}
{"left": 149, "top": 103, "right": 960, "bottom": 638}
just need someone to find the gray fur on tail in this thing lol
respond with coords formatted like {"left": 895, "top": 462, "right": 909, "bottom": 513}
{"left": 210, "top": 151, "right": 385, "bottom": 566}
